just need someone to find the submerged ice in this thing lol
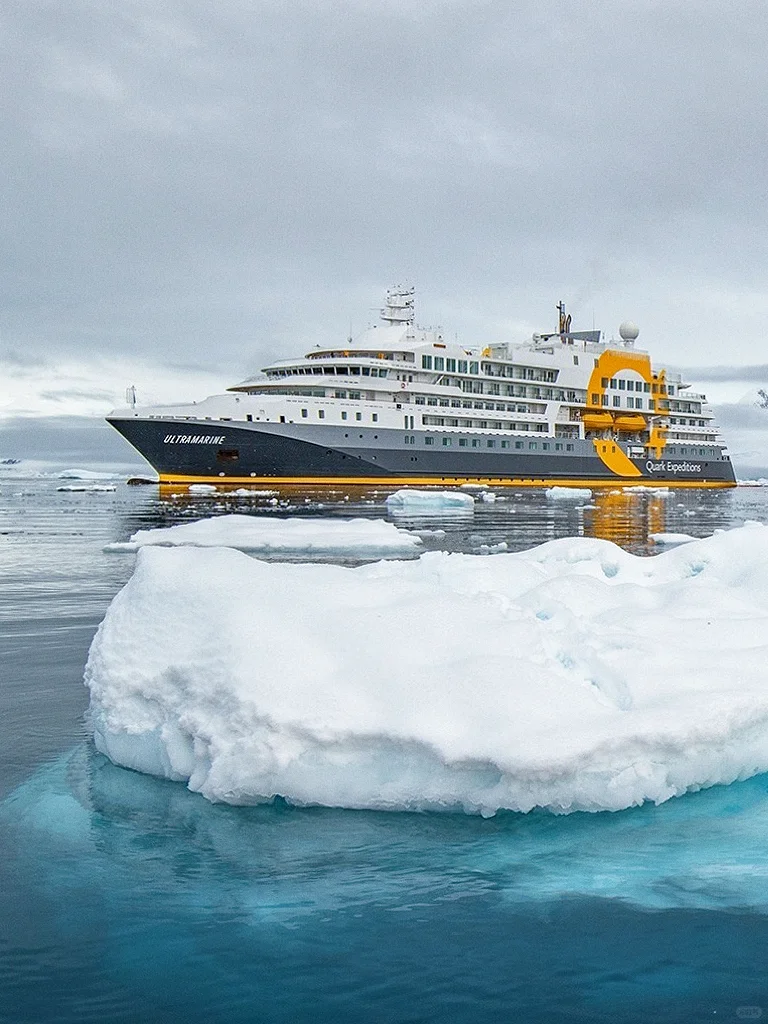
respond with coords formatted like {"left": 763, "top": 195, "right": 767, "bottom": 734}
{"left": 86, "top": 524, "right": 768, "bottom": 815}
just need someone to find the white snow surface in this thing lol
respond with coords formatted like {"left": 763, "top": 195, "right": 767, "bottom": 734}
{"left": 104, "top": 514, "right": 423, "bottom": 558}
{"left": 86, "top": 524, "right": 768, "bottom": 816}
{"left": 546, "top": 486, "right": 593, "bottom": 500}
{"left": 385, "top": 489, "right": 475, "bottom": 513}
{"left": 57, "top": 468, "right": 118, "bottom": 480}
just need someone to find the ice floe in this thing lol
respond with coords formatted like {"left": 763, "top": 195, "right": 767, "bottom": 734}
{"left": 57, "top": 483, "right": 117, "bottom": 493}
{"left": 87, "top": 523, "right": 768, "bottom": 815}
{"left": 385, "top": 489, "right": 475, "bottom": 513}
{"left": 649, "top": 532, "right": 698, "bottom": 546}
{"left": 104, "top": 514, "right": 423, "bottom": 559}
{"left": 57, "top": 468, "right": 118, "bottom": 480}
{"left": 545, "top": 486, "right": 593, "bottom": 501}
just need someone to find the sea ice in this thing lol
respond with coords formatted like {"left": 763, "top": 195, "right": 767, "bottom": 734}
{"left": 57, "top": 484, "right": 117, "bottom": 493}
{"left": 385, "top": 489, "right": 475, "bottom": 513}
{"left": 649, "top": 533, "right": 697, "bottom": 546}
{"left": 57, "top": 468, "right": 118, "bottom": 480}
{"left": 104, "top": 514, "right": 423, "bottom": 559}
{"left": 87, "top": 524, "right": 768, "bottom": 815}
{"left": 545, "top": 486, "right": 593, "bottom": 501}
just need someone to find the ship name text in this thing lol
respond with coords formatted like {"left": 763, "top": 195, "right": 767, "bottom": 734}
{"left": 163, "top": 434, "right": 226, "bottom": 445}
{"left": 645, "top": 459, "right": 702, "bottom": 475}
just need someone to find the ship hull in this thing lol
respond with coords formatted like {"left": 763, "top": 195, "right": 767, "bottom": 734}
{"left": 108, "top": 417, "right": 737, "bottom": 487}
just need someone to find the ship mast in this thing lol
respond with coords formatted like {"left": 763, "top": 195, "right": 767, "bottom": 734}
{"left": 381, "top": 286, "right": 415, "bottom": 325}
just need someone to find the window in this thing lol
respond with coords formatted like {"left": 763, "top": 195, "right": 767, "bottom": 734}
{"left": 613, "top": 396, "right": 620, "bottom": 407}
{"left": 470, "top": 362, "right": 479, "bottom": 374}
{"left": 246, "top": 414, "right": 253, "bottom": 422}
{"left": 601, "top": 378, "right": 609, "bottom": 388}
{"left": 626, "top": 380, "right": 634, "bottom": 392}
{"left": 515, "top": 441, "right": 523, "bottom": 449}
{"left": 355, "top": 412, "right": 362, "bottom": 421}
{"left": 501, "top": 440, "right": 509, "bottom": 448}
{"left": 601, "top": 395, "right": 609, "bottom": 406}
{"left": 471, "top": 439, "right": 479, "bottom": 448}
{"left": 421, "top": 355, "right": 432, "bottom": 369}
{"left": 301, "top": 408, "right": 308, "bottom": 418}
{"left": 618, "top": 379, "right": 625, "bottom": 390}
{"left": 362, "top": 366, "right": 370, "bottom": 376}
{"left": 644, "top": 382, "right": 650, "bottom": 393}
{"left": 609, "top": 379, "right": 616, "bottom": 389}
{"left": 555, "top": 443, "right": 562, "bottom": 451}
{"left": 573, "top": 356, "right": 579, "bottom": 365}
{"left": 434, "top": 357, "right": 444, "bottom": 371}
{"left": 458, "top": 360, "right": 468, "bottom": 373}
{"left": 648, "top": 401, "right": 655, "bottom": 411}
{"left": 341, "top": 411, "right": 347, "bottom": 420}
{"left": 529, "top": 442, "right": 538, "bottom": 450}
{"left": 591, "top": 393, "right": 600, "bottom": 405}
{"left": 335, "top": 390, "right": 347, "bottom": 398}
{"left": 424, "top": 436, "right": 434, "bottom": 445}
{"left": 442, "top": 437, "right": 452, "bottom": 446}
{"left": 372, "top": 413, "right": 378, "bottom": 422}
{"left": 635, "top": 399, "right": 643, "bottom": 410}
{"left": 542, "top": 442, "right": 550, "bottom": 450}
{"left": 459, "top": 438, "right": 467, "bottom": 447}
{"left": 486, "top": 440, "right": 495, "bottom": 448}
{"left": 446, "top": 358, "right": 456, "bottom": 372}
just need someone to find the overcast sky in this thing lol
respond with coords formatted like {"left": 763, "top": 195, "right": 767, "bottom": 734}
{"left": 2, "top": 0, "right": 768, "bottom": 420}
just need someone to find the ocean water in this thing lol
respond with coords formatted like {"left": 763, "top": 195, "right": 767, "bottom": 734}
{"left": 3, "top": 470, "right": 768, "bottom": 1023}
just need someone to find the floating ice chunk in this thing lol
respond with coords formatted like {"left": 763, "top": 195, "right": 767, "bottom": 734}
{"left": 87, "top": 526, "right": 768, "bottom": 815}
{"left": 545, "top": 486, "right": 593, "bottom": 501}
{"left": 104, "top": 514, "right": 423, "bottom": 559}
{"left": 57, "top": 468, "right": 118, "bottom": 480}
{"left": 459, "top": 483, "right": 488, "bottom": 490}
{"left": 385, "top": 489, "right": 475, "bottom": 513}
{"left": 57, "top": 483, "right": 117, "bottom": 492}
{"left": 649, "top": 533, "right": 697, "bottom": 546}
{"left": 188, "top": 483, "right": 217, "bottom": 494}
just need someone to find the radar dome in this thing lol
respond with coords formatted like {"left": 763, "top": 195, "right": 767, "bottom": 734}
{"left": 619, "top": 321, "right": 640, "bottom": 342}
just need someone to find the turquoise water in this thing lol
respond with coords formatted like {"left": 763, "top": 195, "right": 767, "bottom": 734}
{"left": 3, "top": 475, "right": 768, "bottom": 1022}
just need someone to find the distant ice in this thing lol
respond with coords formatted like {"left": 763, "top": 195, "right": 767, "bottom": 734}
{"left": 546, "top": 486, "right": 593, "bottom": 500}
{"left": 104, "top": 514, "right": 423, "bottom": 559}
{"left": 649, "top": 532, "right": 697, "bottom": 545}
{"left": 57, "top": 468, "right": 118, "bottom": 480}
{"left": 87, "top": 524, "right": 768, "bottom": 815}
{"left": 385, "top": 489, "right": 475, "bottom": 513}
{"left": 57, "top": 483, "right": 117, "bottom": 493}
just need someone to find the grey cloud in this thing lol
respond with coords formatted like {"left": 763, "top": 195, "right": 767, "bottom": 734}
{"left": 2, "top": 1, "right": 768, "bottom": 384}
{"left": 682, "top": 366, "right": 768, "bottom": 384}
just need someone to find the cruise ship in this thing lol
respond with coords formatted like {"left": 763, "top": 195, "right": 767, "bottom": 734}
{"left": 107, "top": 289, "right": 735, "bottom": 488}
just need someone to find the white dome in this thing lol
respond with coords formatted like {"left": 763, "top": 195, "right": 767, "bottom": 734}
{"left": 619, "top": 321, "right": 640, "bottom": 342}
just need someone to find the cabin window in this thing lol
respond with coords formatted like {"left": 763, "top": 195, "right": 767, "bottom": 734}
{"left": 318, "top": 409, "right": 325, "bottom": 419}
{"left": 529, "top": 442, "right": 538, "bottom": 450}
{"left": 458, "top": 360, "right": 468, "bottom": 373}
{"left": 591, "top": 393, "right": 600, "bottom": 405}
{"left": 279, "top": 415, "right": 286, "bottom": 423}
{"left": 341, "top": 411, "right": 347, "bottom": 420}
{"left": 469, "top": 362, "right": 479, "bottom": 375}
{"left": 501, "top": 440, "right": 509, "bottom": 448}
{"left": 372, "top": 413, "right": 378, "bottom": 422}
{"left": 573, "top": 356, "right": 579, "bottom": 365}
{"left": 566, "top": 444, "right": 574, "bottom": 451}
{"left": 246, "top": 414, "right": 253, "bottom": 422}
{"left": 601, "top": 395, "right": 609, "bottom": 406}
{"left": 459, "top": 438, "right": 467, "bottom": 447}
{"left": 618, "top": 379, "right": 626, "bottom": 390}
{"left": 301, "top": 408, "right": 308, "bottom": 418}
{"left": 434, "top": 357, "right": 444, "bottom": 371}
{"left": 515, "top": 441, "right": 523, "bottom": 449}
{"left": 362, "top": 366, "right": 370, "bottom": 375}
{"left": 355, "top": 412, "right": 362, "bottom": 421}
{"left": 415, "top": 396, "right": 425, "bottom": 405}
{"left": 613, "top": 396, "right": 620, "bottom": 407}
{"left": 542, "top": 443, "right": 550, "bottom": 450}
{"left": 555, "top": 443, "right": 562, "bottom": 451}
{"left": 424, "top": 436, "right": 434, "bottom": 445}
{"left": 442, "top": 437, "right": 451, "bottom": 446}
{"left": 601, "top": 378, "right": 609, "bottom": 388}
{"left": 446, "top": 358, "right": 456, "bottom": 372}
{"left": 422, "top": 355, "right": 433, "bottom": 369}
{"left": 486, "top": 440, "right": 495, "bottom": 448}
{"left": 216, "top": 448, "right": 239, "bottom": 462}
{"left": 644, "top": 383, "right": 651, "bottom": 393}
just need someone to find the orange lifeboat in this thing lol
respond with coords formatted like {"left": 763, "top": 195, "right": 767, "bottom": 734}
{"left": 613, "top": 414, "right": 646, "bottom": 432}
{"left": 582, "top": 412, "right": 614, "bottom": 430}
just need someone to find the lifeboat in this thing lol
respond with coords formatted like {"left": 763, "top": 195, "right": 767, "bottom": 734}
{"left": 613, "top": 414, "right": 646, "bottom": 432}
{"left": 582, "top": 412, "right": 614, "bottom": 430}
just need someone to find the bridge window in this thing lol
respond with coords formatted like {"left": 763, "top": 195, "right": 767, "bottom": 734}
{"left": 421, "top": 355, "right": 432, "bottom": 369}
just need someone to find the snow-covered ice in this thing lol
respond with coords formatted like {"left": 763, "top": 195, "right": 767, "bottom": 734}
{"left": 87, "top": 524, "right": 768, "bottom": 815}
{"left": 57, "top": 468, "right": 118, "bottom": 480}
{"left": 385, "top": 489, "right": 475, "bottom": 513}
{"left": 649, "top": 533, "right": 698, "bottom": 546}
{"left": 104, "top": 514, "right": 423, "bottom": 559}
{"left": 188, "top": 483, "right": 217, "bottom": 494}
{"left": 545, "top": 486, "right": 593, "bottom": 501}
{"left": 57, "top": 483, "right": 117, "bottom": 493}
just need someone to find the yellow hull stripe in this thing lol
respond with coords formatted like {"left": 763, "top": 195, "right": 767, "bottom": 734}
{"left": 158, "top": 473, "right": 736, "bottom": 490}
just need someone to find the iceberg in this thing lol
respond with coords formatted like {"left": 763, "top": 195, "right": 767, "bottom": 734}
{"left": 385, "top": 489, "right": 475, "bottom": 513}
{"left": 57, "top": 483, "right": 117, "bottom": 493}
{"left": 104, "top": 513, "right": 423, "bottom": 559}
{"left": 87, "top": 524, "right": 768, "bottom": 815}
